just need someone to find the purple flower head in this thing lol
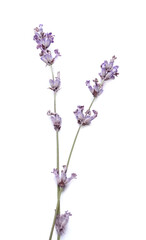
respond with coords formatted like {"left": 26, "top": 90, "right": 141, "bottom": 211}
{"left": 41, "top": 49, "right": 61, "bottom": 65}
{"left": 55, "top": 211, "right": 72, "bottom": 235}
{"left": 99, "top": 56, "right": 119, "bottom": 81}
{"left": 74, "top": 106, "right": 98, "bottom": 125}
{"left": 33, "top": 25, "right": 61, "bottom": 65}
{"left": 52, "top": 165, "right": 77, "bottom": 188}
{"left": 47, "top": 111, "right": 62, "bottom": 131}
{"left": 86, "top": 78, "right": 103, "bottom": 97}
{"left": 49, "top": 72, "right": 61, "bottom": 92}
{"left": 33, "top": 24, "right": 54, "bottom": 50}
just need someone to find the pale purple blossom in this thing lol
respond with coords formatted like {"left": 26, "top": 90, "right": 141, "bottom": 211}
{"left": 52, "top": 165, "right": 77, "bottom": 188}
{"left": 41, "top": 49, "right": 61, "bottom": 65}
{"left": 74, "top": 106, "right": 98, "bottom": 125}
{"left": 49, "top": 72, "right": 61, "bottom": 92}
{"left": 99, "top": 56, "right": 119, "bottom": 81}
{"left": 86, "top": 78, "right": 103, "bottom": 97}
{"left": 33, "top": 25, "right": 61, "bottom": 65}
{"left": 33, "top": 24, "right": 54, "bottom": 50}
{"left": 55, "top": 211, "right": 72, "bottom": 235}
{"left": 47, "top": 111, "right": 62, "bottom": 131}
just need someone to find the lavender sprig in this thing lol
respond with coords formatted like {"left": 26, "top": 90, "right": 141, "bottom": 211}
{"left": 34, "top": 25, "right": 119, "bottom": 240}
{"left": 49, "top": 56, "right": 119, "bottom": 240}
{"left": 34, "top": 24, "right": 62, "bottom": 240}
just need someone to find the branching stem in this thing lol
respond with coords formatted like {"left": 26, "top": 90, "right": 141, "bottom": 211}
{"left": 48, "top": 97, "right": 96, "bottom": 240}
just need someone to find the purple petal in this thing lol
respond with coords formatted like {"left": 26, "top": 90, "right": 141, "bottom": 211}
{"left": 86, "top": 80, "right": 93, "bottom": 94}
{"left": 66, "top": 173, "right": 77, "bottom": 184}
{"left": 55, "top": 211, "right": 72, "bottom": 235}
{"left": 47, "top": 112, "right": 62, "bottom": 131}
{"left": 52, "top": 168, "right": 60, "bottom": 183}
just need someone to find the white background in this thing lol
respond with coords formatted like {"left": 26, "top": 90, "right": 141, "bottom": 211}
{"left": 0, "top": 0, "right": 146, "bottom": 239}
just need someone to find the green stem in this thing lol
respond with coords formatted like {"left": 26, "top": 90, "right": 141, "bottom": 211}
{"left": 66, "top": 125, "right": 82, "bottom": 169}
{"left": 49, "top": 65, "right": 60, "bottom": 240}
{"left": 56, "top": 131, "right": 59, "bottom": 175}
{"left": 49, "top": 189, "right": 62, "bottom": 240}
{"left": 54, "top": 92, "right": 56, "bottom": 113}
{"left": 88, "top": 97, "right": 95, "bottom": 111}
{"left": 50, "top": 65, "right": 54, "bottom": 80}
{"left": 56, "top": 130, "right": 60, "bottom": 215}
{"left": 66, "top": 97, "right": 95, "bottom": 169}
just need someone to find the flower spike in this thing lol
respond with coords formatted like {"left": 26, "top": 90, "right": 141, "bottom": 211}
{"left": 33, "top": 24, "right": 54, "bottom": 50}
{"left": 99, "top": 56, "right": 119, "bottom": 81}
{"left": 33, "top": 24, "right": 61, "bottom": 65}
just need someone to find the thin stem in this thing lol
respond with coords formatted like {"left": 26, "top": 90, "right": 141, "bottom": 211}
{"left": 49, "top": 65, "right": 60, "bottom": 240}
{"left": 66, "top": 97, "right": 95, "bottom": 170}
{"left": 49, "top": 189, "right": 62, "bottom": 240}
{"left": 54, "top": 92, "right": 56, "bottom": 113}
{"left": 56, "top": 130, "right": 60, "bottom": 215}
{"left": 56, "top": 131, "right": 59, "bottom": 174}
{"left": 66, "top": 125, "right": 82, "bottom": 169}
{"left": 50, "top": 65, "right": 54, "bottom": 80}
{"left": 88, "top": 97, "right": 95, "bottom": 111}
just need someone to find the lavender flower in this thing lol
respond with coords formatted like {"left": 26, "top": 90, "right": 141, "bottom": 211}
{"left": 33, "top": 24, "right": 61, "bottom": 65}
{"left": 99, "top": 56, "right": 119, "bottom": 81}
{"left": 49, "top": 72, "right": 61, "bottom": 92}
{"left": 47, "top": 111, "right": 62, "bottom": 131}
{"left": 74, "top": 106, "right": 98, "bottom": 125}
{"left": 52, "top": 165, "right": 77, "bottom": 188}
{"left": 33, "top": 24, "right": 54, "bottom": 50}
{"left": 86, "top": 78, "right": 103, "bottom": 97}
{"left": 41, "top": 49, "right": 61, "bottom": 65}
{"left": 55, "top": 211, "right": 72, "bottom": 235}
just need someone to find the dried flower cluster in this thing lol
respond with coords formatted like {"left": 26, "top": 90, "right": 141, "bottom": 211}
{"left": 47, "top": 111, "right": 62, "bottom": 131}
{"left": 55, "top": 211, "right": 72, "bottom": 235}
{"left": 33, "top": 24, "right": 61, "bottom": 65}
{"left": 99, "top": 55, "right": 119, "bottom": 81}
{"left": 74, "top": 106, "right": 98, "bottom": 125}
{"left": 86, "top": 78, "right": 103, "bottom": 97}
{"left": 33, "top": 24, "right": 119, "bottom": 239}
{"left": 49, "top": 72, "right": 61, "bottom": 92}
{"left": 52, "top": 165, "right": 77, "bottom": 188}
